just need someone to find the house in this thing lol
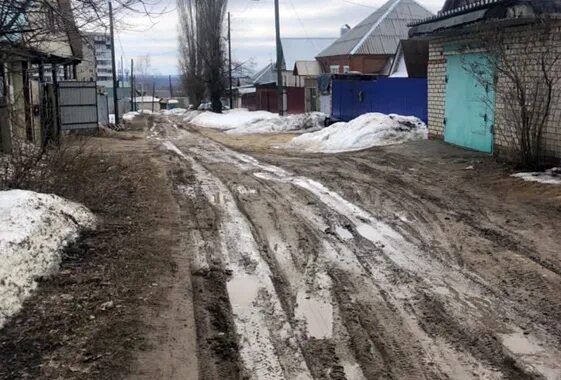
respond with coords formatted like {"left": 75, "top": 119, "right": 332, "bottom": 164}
{"left": 249, "top": 37, "right": 337, "bottom": 114}
{"left": 316, "top": 0, "right": 433, "bottom": 75}
{"left": 293, "top": 60, "right": 323, "bottom": 112}
{"left": 0, "top": 0, "right": 83, "bottom": 152}
{"left": 409, "top": 0, "right": 561, "bottom": 158}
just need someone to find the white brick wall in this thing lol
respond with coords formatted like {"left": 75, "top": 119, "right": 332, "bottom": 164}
{"left": 426, "top": 21, "right": 561, "bottom": 159}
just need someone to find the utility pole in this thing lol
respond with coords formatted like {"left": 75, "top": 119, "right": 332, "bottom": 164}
{"left": 169, "top": 74, "right": 173, "bottom": 99}
{"left": 109, "top": 1, "right": 119, "bottom": 123}
{"left": 274, "top": 0, "right": 284, "bottom": 116}
{"left": 130, "top": 59, "right": 134, "bottom": 111}
{"left": 228, "top": 12, "right": 233, "bottom": 109}
{"left": 151, "top": 82, "right": 156, "bottom": 112}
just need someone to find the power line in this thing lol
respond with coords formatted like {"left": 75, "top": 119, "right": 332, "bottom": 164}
{"left": 232, "top": 0, "right": 256, "bottom": 19}
{"left": 340, "top": 0, "right": 377, "bottom": 8}
{"left": 288, "top": 0, "right": 319, "bottom": 51}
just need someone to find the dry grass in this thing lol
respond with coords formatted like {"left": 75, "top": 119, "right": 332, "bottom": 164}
{"left": 0, "top": 135, "right": 176, "bottom": 379}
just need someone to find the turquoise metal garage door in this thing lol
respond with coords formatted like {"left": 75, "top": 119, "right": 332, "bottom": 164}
{"left": 444, "top": 53, "right": 495, "bottom": 153}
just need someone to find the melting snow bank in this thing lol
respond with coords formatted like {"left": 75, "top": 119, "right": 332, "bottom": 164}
{"left": 187, "top": 109, "right": 327, "bottom": 134}
{"left": 289, "top": 113, "right": 427, "bottom": 153}
{"left": 0, "top": 190, "right": 96, "bottom": 328}
{"left": 122, "top": 111, "right": 140, "bottom": 121}
{"left": 512, "top": 167, "right": 561, "bottom": 185}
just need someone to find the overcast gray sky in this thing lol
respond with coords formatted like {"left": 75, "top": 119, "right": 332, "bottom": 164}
{"left": 117, "top": 0, "right": 444, "bottom": 76}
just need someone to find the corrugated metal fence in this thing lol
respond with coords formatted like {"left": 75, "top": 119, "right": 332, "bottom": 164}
{"left": 57, "top": 81, "right": 98, "bottom": 130}
{"left": 331, "top": 77, "right": 427, "bottom": 123}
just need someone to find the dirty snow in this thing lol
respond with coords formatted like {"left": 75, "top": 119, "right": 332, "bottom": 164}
{"left": 161, "top": 108, "right": 188, "bottom": 116}
{"left": 188, "top": 109, "right": 327, "bottom": 134}
{"left": 122, "top": 111, "right": 140, "bottom": 121}
{"left": 512, "top": 167, "right": 561, "bottom": 185}
{"left": 226, "top": 112, "right": 327, "bottom": 135}
{"left": 289, "top": 113, "right": 427, "bottom": 153}
{"left": 0, "top": 190, "right": 96, "bottom": 328}
{"left": 162, "top": 141, "right": 313, "bottom": 379}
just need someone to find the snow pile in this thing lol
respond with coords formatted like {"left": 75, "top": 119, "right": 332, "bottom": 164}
{"left": 226, "top": 112, "right": 327, "bottom": 135}
{"left": 161, "top": 108, "right": 188, "bottom": 116}
{"left": 0, "top": 190, "right": 96, "bottom": 328}
{"left": 289, "top": 113, "right": 428, "bottom": 153}
{"left": 512, "top": 167, "right": 561, "bottom": 185}
{"left": 188, "top": 109, "right": 327, "bottom": 134}
{"left": 182, "top": 110, "right": 203, "bottom": 123}
{"left": 122, "top": 111, "right": 140, "bottom": 121}
{"left": 190, "top": 109, "right": 278, "bottom": 130}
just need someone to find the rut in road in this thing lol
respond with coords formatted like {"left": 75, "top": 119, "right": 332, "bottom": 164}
{"left": 157, "top": 122, "right": 561, "bottom": 380}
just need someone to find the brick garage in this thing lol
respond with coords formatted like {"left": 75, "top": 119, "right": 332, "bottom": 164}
{"left": 410, "top": 0, "right": 561, "bottom": 159}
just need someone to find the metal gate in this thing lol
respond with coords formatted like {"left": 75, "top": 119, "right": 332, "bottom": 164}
{"left": 57, "top": 81, "right": 98, "bottom": 130}
{"left": 444, "top": 53, "right": 495, "bottom": 153}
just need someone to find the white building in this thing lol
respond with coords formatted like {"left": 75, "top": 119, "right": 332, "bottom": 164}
{"left": 76, "top": 32, "right": 114, "bottom": 87}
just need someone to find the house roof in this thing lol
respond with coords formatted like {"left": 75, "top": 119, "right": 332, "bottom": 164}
{"left": 252, "top": 38, "right": 337, "bottom": 85}
{"left": 317, "top": 0, "right": 433, "bottom": 58}
{"left": 280, "top": 38, "right": 337, "bottom": 69}
{"left": 409, "top": 0, "right": 561, "bottom": 37}
{"left": 293, "top": 61, "right": 322, "bottom": 76}
{"left": 252, "top": 63, "right": 277, "bottom": 85}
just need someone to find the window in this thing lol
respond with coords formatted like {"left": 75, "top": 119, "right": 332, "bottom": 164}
{"left": 330, "top": 65, "right": 340, "bottom": 74}
{"left": 343, "top": 65, "right": 350, "bottom": 73}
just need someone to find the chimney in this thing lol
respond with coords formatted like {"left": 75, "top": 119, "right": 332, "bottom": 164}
{"left": 340, "top": 24, "right": 351, "bottom": 37}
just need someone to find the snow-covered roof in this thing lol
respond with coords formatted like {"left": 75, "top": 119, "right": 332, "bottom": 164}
{"left": 293, "top": 61, "right": 322, "bottom": 77}
{"left": 280, "top": 38, "right": 337, "bottom": 69}
{"left": 317, "top": 0, "right": 433, "bottom": 57}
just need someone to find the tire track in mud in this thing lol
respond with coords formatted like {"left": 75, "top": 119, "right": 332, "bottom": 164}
{"left": 287, "top": 154, "right": 561, "bottom": 347}
{"left": 163, "top": 141, "right": 313, "bottom": 380}
{"left": 167, "top": 159, "right": 243, "bottom": 380}
{"left": 158, "top": 123, "right": 561, "bottom": 380}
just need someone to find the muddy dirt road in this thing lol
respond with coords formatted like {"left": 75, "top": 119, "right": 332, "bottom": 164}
{"left": 150, "top": 114, "right": 561, "bottom": 380}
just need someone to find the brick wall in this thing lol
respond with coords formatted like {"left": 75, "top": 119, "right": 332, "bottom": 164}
{"left": 426, "top": 21, "right": 561, "bottom": 159}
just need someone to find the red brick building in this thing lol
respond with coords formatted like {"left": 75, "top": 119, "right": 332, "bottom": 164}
{"left": 316, "top": 0, "right": 433, "bottom": 75}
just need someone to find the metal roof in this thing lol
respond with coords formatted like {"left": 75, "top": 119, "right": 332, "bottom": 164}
{"left": 293, "top": 60, "right": 322, "bottom": 76}
{"left": 252, "top": 63, "right": 277, "bottom": 85}
{"left": 252, "top": 38, "right": 336, "bottom": 85}
{"left": 408, "top": 0, "right": 561, "bottom": 36}
{"left": 280, "top": 38, "right": 337, "bottom": 69}
{"left": 317, "top": 0, "right": 433, "bottom": 57}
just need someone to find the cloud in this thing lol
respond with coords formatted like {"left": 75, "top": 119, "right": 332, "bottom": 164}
{"left": 114, "top": 0, "right": 445, "bottom": 75}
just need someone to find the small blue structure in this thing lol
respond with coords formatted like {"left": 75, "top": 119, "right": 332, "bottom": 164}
{"left": 331, "top": 75, "right": 427, "bottom": 123}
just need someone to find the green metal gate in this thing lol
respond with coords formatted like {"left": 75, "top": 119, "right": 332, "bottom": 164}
{"left": 444, "top": 53, "right": 495, "bottom": 153}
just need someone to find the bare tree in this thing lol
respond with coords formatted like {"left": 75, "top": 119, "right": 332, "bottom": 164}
{"left": 135, "top": 53, "right": 152, "bottom": 95}
{"left": 177, "top": 0, "right": 228, "bottom": 113}
{"left": 466, "top": 19, "right": 560, "bottom": 169}
{"left": 1, "top": 0, "right": 166, "bottom": 60}
{"left": 178, "top": 0, "right": 205, "bottom": 108}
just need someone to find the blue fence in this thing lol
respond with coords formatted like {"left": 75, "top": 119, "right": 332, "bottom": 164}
{"left": 331, "top": 77, "right": 427, "bottom": 123}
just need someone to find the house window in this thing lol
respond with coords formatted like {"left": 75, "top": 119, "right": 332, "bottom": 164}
{"left": 343, "top": 65, "right": 350, "bottom": 73}
{"left": 330, "top": 65, "right": 340, "bottom": 74}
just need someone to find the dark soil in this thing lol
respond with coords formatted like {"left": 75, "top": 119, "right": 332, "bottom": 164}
{"left": 0, "top": 139, "right": 176, "bottom": 379}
